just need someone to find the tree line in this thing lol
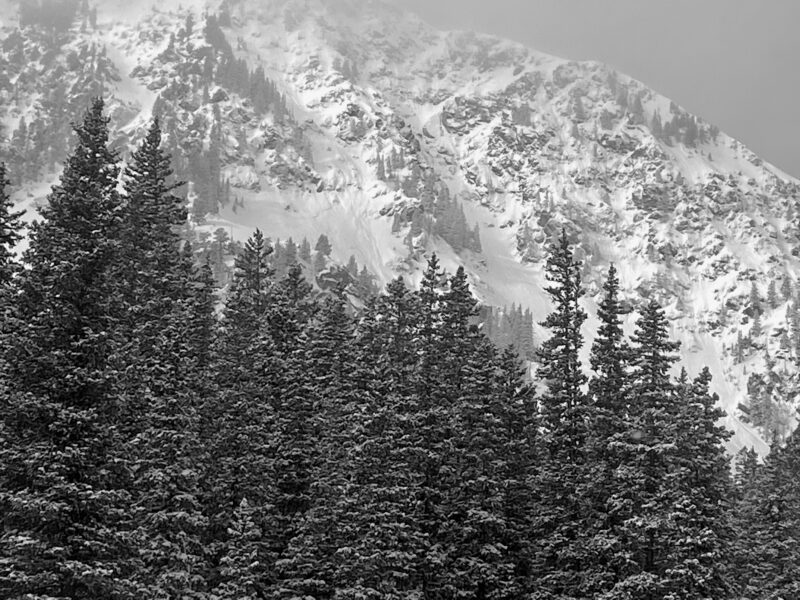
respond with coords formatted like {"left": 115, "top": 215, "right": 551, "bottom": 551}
{"left": 0, "top": 99, "right": 797, "bottom": 599}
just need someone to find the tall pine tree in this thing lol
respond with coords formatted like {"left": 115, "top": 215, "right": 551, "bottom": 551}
{"left": 0, "top": 98, "right": 138, "bottom": 599}
{"left": 532, "top": 230, "right": 596, "bottom": 598}
{"left": 0, "top": 163, "right": 24, "bottom": 287}
{"left": 611, "top": 299, "right": 680, "bottom": 600}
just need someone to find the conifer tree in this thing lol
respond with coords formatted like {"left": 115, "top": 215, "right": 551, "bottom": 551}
{"left": 415, "top": 254, "right": 445, "bottom": 403}
{"left": 187, "top": 255, "right": 217, "bottom": 370}
{"left": 537, "top": 230, "right": 588, "bottom": 461}
{"left": 0, "top": 163, "right": 24, "bottom": 287}
{"left": 0, "top": 98, "right": 137, "bottom": 599}
{"left": 586, "top": 263, "right": 632, "bottom": 595}
{"left": 370, "top": 276, "right": 420, "bottom": 396}
{"left": 408, "top": 255, "right": 456, "bottom": 596}
{"left": 284, "top": 281, "right": 429, "bottom": 598}
{"left": 315, "top": 233, "right": 332, "bottom": 256}
{"left": 440, "top": 266, "right": 479, "bottom": 397}
{"left": 666, "top": 367, "right": 733, "bottom": 599}
{"left": 532, "top": 230, "right": 598, "bottom": 597}
{"left": 204, "top": 230, "right": 281, "bottom": 588}
{"left": 440, "top": 336, "right": 523, "bottom": 599}
{"left": 299, "top": 237, "right": 312, "bottom": 262}
{"left": 117, "top": 117, "right": 210, "bottom": 599}
{"left": 611, "top": 299, "right": 681, "bottom": 599}
{"left": 115, "top": 118, "right": 188, "bottom": 368}
{"left": 272, "top": 290, "right": 357, "bottom": 598}
{"left": 589, "top": 263, "right": 630, "bottom": 453}
{"left": 730, "top": 447, "right": 765, "bottom": 596}
{"left": 266, "top": 263, "right": 316, "bottom": 355}
{"left": 216, "top": 229, "right": 274, "bottom": 374}
{"left": 767, "top": 279, "right": 778, "bottom": 309}
{"left": 740, "top": 433, "right": 800, "bottom": 598}
{"left": 495, "top": 346, "right": 539, "bottom": 593}
{"left": 213, "top": 498, "right": 269, "bottom": 600}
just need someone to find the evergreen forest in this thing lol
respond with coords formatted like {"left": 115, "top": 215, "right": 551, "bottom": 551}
{"left": 0, "top": 100, "right": 798, "bottom": 600}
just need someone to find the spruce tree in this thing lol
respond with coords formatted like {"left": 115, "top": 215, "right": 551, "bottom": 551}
{"left": 116, "top": 117, "right": 210, "bottom": 599}
{"left": 0, "top": 163, "right": 24, "bottom": 287}
{"left": 204, "top": 230, "right": 282, "bottom": 590}
{"left": 537, "top": 230, "right": 588, "bottom": 461}
{"left": 272, "top": 290, "right": 358, "bottom": 598}
{"left": 666, "top": 367, "right": 733, "bottom": 598}
{"left": 440, "top": 266, "right": 479, "bottom": 398}
{"left": 532, "top": 230, "right": 596, "bottom": 597}
{"left": 213, "top": 498, "right": 269, "bottom": 600}
{"left": 440, "top": 337, "right": 522, "bottom": 599}
{"left": 216, "top": 229, "right": 274, "bottom": 378}
{"left": 741, "top": 433, "right": 800, "bottom": 599}
{"left": 0, "top": 98, "right": 138, "bottom": 599}
{"left": 410, "top": 255, "right": 454, "bottom": 597}
{"left": 589, "top": 263, "right": 630, "bottom": 452}
{"left": 495, "top": 346, "right": 539, "bottom": 594}
{"left": 730, "top": 447, "right": 765, "bottom": 597}
{"left": 586, "top": 263, "right": 632, "bottom": 595}
{"left": 611, "top": 299, "right": 681, "bottom": 600}
{"left": 114, "top": 117, "right": 189, "bottom": 371}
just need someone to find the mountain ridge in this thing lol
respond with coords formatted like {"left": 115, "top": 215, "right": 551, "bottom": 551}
{"left": 2, "top": 0, "right": 797, "bottom": 453}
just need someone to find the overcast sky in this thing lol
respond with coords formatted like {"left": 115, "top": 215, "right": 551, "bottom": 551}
{"left": 395, "top": 0, "right": 800, "bottom": 177}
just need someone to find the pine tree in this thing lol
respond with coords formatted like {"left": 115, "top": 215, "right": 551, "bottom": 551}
{"left": 315, "top": 233, "right": 332, "bottom": 257}
{"left": 440, "top": 266, "right": 479, "bottom": 398}
{"left": 0, "top": 98, "right": 138, "bottom": 599}
{"left": 440, "top": 336, "right": 525, "bottom": 599}
{"left": 213, "top": 498, "right": 269, "bottom": 600}
{"left": 265, "top": 264, "right": 316, "bottom": 356}
{"left": 217, "top": 229, "right": 274, "bottom": 366}
{"left": 371, "top": 276, "right": 420, "bottom": 397}
{"left": 299, "top": 237, "right": 312, "bottom": 262}
{"left": 666, "top": 367, "right": 733, "bottom": 598}
{"left": 741, "top": 433, "right": 800, "bottom": 598}
{"left": 0, "top": 163, "right": 25, "bottom": 287}
{"left": 611, "top": 299, "right": 681, "bottom": 599}
{"left": 204, "top": 230, "right": 281, "bottom": 588}
{"left": 307, "top": 279, "right": 427, "bottom": 598}
{"left": 586, "top": 263, "right": 632, "bottom": 595}
{"left": 589, "top": 263, "right": 630, "bottom": 454}
{"left": 767, "top": 279, "right": 778, "bottom": 309}
{"left": 730, "top": 447, "right": 765, "bottom": 597}
{"left": 272, "top": 290, "right": 358, "bottom": 598}
{"left": 408, "top": 255, "right": 457, "bottom": 597}
{"left": 537, "top": 230, "right": 588, "bottom": 461}
{"left": 115, "top": 118, "right": 188, "bottom": 365}
{"left": 780, "top": 277, "right": 793, "bottom": 301}
{"left": 749, "top": 281, "right": 762, "bottom": 316}
{"left": 115, "top": 117, "right": 210, "bottom": 599}
{"left": 532, "top": 230, "right": 596, "bottom": 597}
{"left": 494, "top": 346, "right": 538, "bottom": 594}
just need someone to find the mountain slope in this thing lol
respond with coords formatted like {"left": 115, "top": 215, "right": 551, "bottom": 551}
{"left": 2, "top": 0, "right": 798, "bottom": 453}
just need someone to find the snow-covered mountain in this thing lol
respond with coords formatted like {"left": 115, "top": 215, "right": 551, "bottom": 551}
{"left": 2, "top": 0, "right": 798, "bottom": 453}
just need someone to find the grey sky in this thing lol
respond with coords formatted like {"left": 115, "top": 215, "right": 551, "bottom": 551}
{"left": 395, "top": 0, "right": 800, "bottom": 178}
